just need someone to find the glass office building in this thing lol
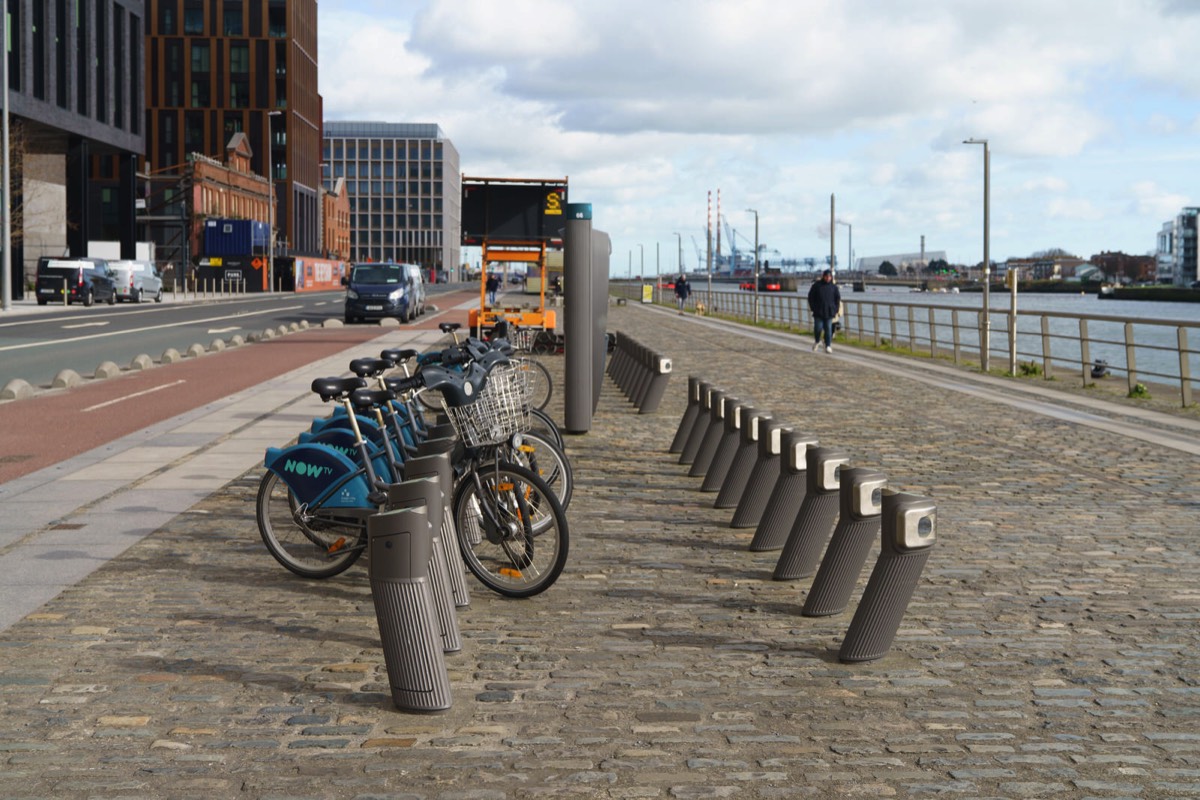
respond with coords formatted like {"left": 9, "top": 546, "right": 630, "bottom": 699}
{"left": 322, "top": 121, "right": 460, "bottom": 276}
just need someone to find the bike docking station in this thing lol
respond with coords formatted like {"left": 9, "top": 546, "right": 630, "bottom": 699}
{"left": 385, "top": 477, "right": 462, "bottom": 654}
{"left": 773, "top": 447, "right": 851, "bottom": 581}
{"left": 669, "top": 376, "right": 704, "bottom": 454}
{"left": 605, "top": 331, "right": 674, "bottom": 414}
{"left": 714, "top": 408, "right": 772, "bottom": 509}
{"left": 730, "top": 419, "right": 791, "bottom": 528}
{"left": 700, "top": 401, "right": 753, "bottom": 493}
{"left": 839, "top": 491, "right": 936, "bottom": 662}
{"left": 400, "top": 449, "right": 471, "bottom": 610}
{"left": 801, "top": 468, "right": 888, "bottom": 617}
{"left": 367, "top": 505, "right": 454, "bottom": 713}
{"left": 664, "top": 377, "right": 940, "bottom": 664}
{"left": 678, "top": 382, "right": 716, "bottom": 464}
{"left": 689, "top": 391, "right": 736, "bottom": 478}
{"left": 748, "top": 431, "right": 818, "bottom": 551}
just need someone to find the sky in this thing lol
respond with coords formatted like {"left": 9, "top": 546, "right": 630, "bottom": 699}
{"left": 318, "top": 0, "right": 1200, "bottom": 274}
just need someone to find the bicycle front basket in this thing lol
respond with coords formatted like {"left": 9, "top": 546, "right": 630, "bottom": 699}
{"left": 442, "top": 361, "right": 529, "bottom": 446}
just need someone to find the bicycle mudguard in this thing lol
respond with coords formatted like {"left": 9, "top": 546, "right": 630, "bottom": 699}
{"left": 298, "top": 428, "right": 396, "bottom": 484}
{"left": 310, "top": 412, "right": 389, "bottom": 449}
{"left": 264, "top": 443, "right": 372, "bottom": 509}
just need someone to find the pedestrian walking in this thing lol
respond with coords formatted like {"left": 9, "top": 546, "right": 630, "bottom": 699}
{"left": 486, "top": 273, "right": 500, "bottom": 306}
{"left": 807, "top": 269, "right": 841, "bottom": 353}
{"left": 673, "top": 274, "right": 691, "bottom": 314}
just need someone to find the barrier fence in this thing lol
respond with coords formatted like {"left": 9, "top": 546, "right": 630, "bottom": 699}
{"left": 612, "top": 284, "right": 1200, "bottom": 408}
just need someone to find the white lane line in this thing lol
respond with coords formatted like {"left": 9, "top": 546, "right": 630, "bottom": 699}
{"left": 62, "top": 322, "right": 111, "bottom": 330}
{"left": 207, "top": 326, "right": 241, "bottom": 333}
{"left": 0, "top": 305, "right": 307, "bottom": 353}
{"left": 83, "top": 380, "right": 188, "bottom": 413}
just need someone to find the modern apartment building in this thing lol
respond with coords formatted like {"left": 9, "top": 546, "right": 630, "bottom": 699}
{"left": 5, "top": 0, "right": 146, "bottom": 295}
{"left": 1156, "top": 208, "right": 1198, "bottom": 286}
{"left": 321, "top": 121, "right": 461, "bottom": 276}
{"left": 143, "top": 0, "right": 323, "bottom": 259}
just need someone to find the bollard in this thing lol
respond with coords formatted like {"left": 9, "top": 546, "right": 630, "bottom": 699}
{"left": 669, "top": 376, "right": 703, "bottom": 453}
{"left": 676, "top": 381, "right": 710, "bottom": 462}
{"left": 748, "top": 431, "right": 815, "bottom": 549}
{"left": 715, "top": 409, "right": 771, "bottom": 509}
{"left": 403, "top": 452, "right": 470, "bottom": 608}
{"left": 801, "top": 468, "right": 887, "bottom": 617}
{"left": 700, "top": 401, "right": 752, "bottom": 492}
{"left": 773, "top": 447, "right": 850, "bottom": 580}
{"left": 386, "top": 476, "right": 462, "bottom": 653}
{"left": 367, "top": 506, "right": 453, "bottom": 712}
{"left": 839, "top": 492, "right": 936, "bottom": 663}
{"left": 638, "top": 355, "right": 672, "bottom": 414}
{"left": 731, "top": 420, "right": 789, "bottom": 527}
{"left": 689, "top": 392, "right": 734, "bottom": 478}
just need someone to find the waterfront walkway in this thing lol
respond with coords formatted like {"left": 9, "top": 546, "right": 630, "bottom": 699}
{"left": 2, "top": 300, "right": 1200, "bottom": 798}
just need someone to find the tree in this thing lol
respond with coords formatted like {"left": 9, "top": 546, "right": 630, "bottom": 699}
{"left": 878, "top": 261, "right": 897, "bottom": 276}
{"left": 928, "top": 258, "right": 951, "bottom": 274}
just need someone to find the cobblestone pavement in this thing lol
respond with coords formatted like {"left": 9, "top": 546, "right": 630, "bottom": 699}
{"left": 2, "top": 303, "right": 1200, "bottom": 799}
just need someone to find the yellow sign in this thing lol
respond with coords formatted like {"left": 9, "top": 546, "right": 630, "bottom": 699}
{"left": 641, "top": 284, "right": 654, "bottom": 303}
{"left": 209, "top": 257, "right": 223, "bottom": 266}
{"left": 545, "top": 191, "right": 563, "bottom": 216}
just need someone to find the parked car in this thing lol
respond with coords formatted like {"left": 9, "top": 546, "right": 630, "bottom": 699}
{"left": 403, "top": 263, "right": 427, "bottom": 316}
{"left": 109, "top": 259, "right": 164, "bottom": 303}
{"left": 34, "top": 256, "right": 117, "bottom": 306}
{"left": 342, "top": 262, "right": 422, "bottom": 324}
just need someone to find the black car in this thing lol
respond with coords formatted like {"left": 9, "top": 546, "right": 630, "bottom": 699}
{"left": 342, "top": 262, "right": 419, "bottom": 323}
{"left": 35, "top": 257, "right": 118, "bottom": 306}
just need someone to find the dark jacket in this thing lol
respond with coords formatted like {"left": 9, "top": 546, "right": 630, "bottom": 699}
{"left": 674, "top": 279, "right": 690, "bottom": 299}
{"left": 808, "top": 279, "right": 841, "bottom": 319}
{"left": 485, "top": 275, "right": 500, "bottom": 292}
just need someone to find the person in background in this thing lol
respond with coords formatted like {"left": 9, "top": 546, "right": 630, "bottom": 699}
{"left": 486, "top": 273, "right": 500, "bottom": 306}
{"left": 807, "top": 269, "right": 841, "bottom": 353}
{"left": 673, "top": 274, "right": 691, "bottom": 314}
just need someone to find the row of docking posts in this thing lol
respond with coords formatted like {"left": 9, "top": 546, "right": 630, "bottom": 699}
{"left": 670, "top": 376, "right": 937, "bottom": 662}
{"left": 606, "top": 332, "right": 673, "bottom": 413}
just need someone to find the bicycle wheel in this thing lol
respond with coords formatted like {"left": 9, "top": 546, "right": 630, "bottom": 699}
{"left": 513, "top": 357, "right": 553, "bottom": 411}
{"left": 528, "top": 407, "right": 564, "bottom": 449}
{"left": 508, "top": 431, "right": 573, "bottom": 510}
{"left": 256, "top": 471, "right": 367, "bottom": 579}
{"left": 452, "top": 461, "right": 568, "bottom": 598}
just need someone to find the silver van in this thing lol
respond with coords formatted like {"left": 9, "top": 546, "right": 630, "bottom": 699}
{"left": 403, "top": 263, "right": 427, "bottom": 317}
{"left": 109, "top": 260, "right": 164, "bottom": 303}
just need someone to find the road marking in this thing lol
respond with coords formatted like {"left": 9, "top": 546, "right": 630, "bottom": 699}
{"left": 207, "top": 326, "right": 241, "bottom": 333}
{"left": 0, "top": 305, "right": 307, "bottom": 353}
{"left": 83, "top": 380, "right": 188, "bottom": 413}
{"left": 62, "top": 322, "right": 111, "bottom": 330}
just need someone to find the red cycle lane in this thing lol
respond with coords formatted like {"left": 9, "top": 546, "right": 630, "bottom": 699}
{"left": 0, "top": 298, "right": 477, "bottom": 485}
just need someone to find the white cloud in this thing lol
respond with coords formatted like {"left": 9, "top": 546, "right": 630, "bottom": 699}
{"left": 319, "top": 0, "right": 1200, "bottom": 265}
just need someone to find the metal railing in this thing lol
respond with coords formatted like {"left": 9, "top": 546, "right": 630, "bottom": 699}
{"left": 612, "top": 284, "right": 1200, "bottom": 407}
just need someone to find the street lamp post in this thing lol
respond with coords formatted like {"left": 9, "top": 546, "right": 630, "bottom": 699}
{"left": 836, "top": 220, "right": 852, "bottom": 278}
{"left": 963, "top": 137, "right": 990, "bottom": 372}
{"left": 746, "top": 208, "right": 759, "bottom": 323}
{"left": 267, "top": 110, "right": 282, "bottom": 293}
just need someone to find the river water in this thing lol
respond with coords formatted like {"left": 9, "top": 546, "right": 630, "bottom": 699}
{"left": 705, "top": 284, "right": 1200, "bottom": 386}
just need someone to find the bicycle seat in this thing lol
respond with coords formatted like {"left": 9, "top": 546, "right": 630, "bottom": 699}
{"left": 439, "top": 322, "right": 461, "bottom": 333}
{"left": 350, "top": 387, "right": 396, "bottom": 410}
{"left": 348, "top": 357, "right": 392, "bottom": 378}
{"left": 380, "top": 348, "right": 419, "bottom": 364}
{"left": 311, "top": 376, "right": 367, "bottom": 402}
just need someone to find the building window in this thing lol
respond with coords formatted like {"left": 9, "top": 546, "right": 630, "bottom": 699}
{"left": 191, "top": 79, "right": 210, "bottom": 107}
{"left": 184, "top": 1, "right": 203, "bottom": 34}
{"left": 224, "top": 8, "right": 243, "bottom": 35}
{"left": 230, "top": 43, "right": 249, "bottom": 73}
{"left": 191, "top": 42, "right": 210, "bottom": 72}
{"left": 159, "top": 1, "right": 178, "bottom": 34}
{"left": 230, "top": 80, "right": 249, "bottom": 108}
{"left": 95, "top": 0, "right": 107, "bottom": 123}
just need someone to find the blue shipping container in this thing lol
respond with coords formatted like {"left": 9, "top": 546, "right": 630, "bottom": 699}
{"left": 203, "top": 218, "right": 266, "bottom": 257}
